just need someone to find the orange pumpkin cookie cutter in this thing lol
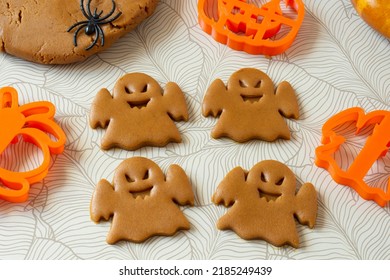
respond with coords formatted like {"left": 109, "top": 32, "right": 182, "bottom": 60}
{"left": 198, "top": 0, "right": 305, "bottom": 56}
{"left": 0, "top": 87, "right": 66, "bottom": 203}
{"left": 315, "top": 107, "right": 390, "bottom": 207}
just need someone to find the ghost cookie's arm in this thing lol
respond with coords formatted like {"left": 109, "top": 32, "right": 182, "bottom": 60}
{"left": 90, "top": 179, "right": 116, "bottom": 223}
{"left": 212, "top": 167, "right": 248, "bottom": 207}
{"left": 202, "top": 79, "right": 227, "bottom": 118}
{"left": 165, "top": 164, "right": 194, "bottom": 206}
{"left": 89, "top": 88, "right": 116, "bottom": 129}
{"left": 275, "top": 81, "right": 299, "bottom": 119}
{"left": 163, "top": 82, "right": 189, "bottom": 121}
{"left": 294, "top": 182, "right": 318, "bottom": 228}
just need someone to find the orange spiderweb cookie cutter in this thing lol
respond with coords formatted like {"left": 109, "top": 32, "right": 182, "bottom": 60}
{"left": 315, "top": 107, "right": 390, "bottom": 207}
{"left": 0, "top": 87, "right": 66, "bottom": 203}
{"left": 198, "top": 0, "right": 305, "bottom": 56}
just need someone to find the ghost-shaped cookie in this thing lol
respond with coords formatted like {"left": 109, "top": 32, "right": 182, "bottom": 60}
{"left": 90, "top": 157, "right": 194, "bottom": 244}
{"left": 202, "top": 68, "right": 299, "bottom": 142}
{"left": 212, "top": 160, "right": 317, "bottom": 248}
{"left": 90, "top": 72, "right": 188, "bottom": 150}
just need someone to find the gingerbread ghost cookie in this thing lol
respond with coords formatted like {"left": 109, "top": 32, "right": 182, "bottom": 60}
{"left": 90, "top": 157, "right": 194, "bottom": 244}
{"left": 202, "top": 68, "right": 299, "bottom": 142}
{"left": 0, "top": 0, "right": 159, "bottom": 64}
{"left": 90, "top": 72, "right": 189, "bottom": 150}
{"left": 212, "top": 160, "right": 317, "bottom": 248}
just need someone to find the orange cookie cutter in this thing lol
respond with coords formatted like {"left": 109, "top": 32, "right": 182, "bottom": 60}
{"left": 198, "top": 0, "right": 305, "bottom": 56}
{"left": 315, "top": 107, "right": 390, "bottom": 207}
{"left": 0, "top": 87, "right": 66, "bottom": 203}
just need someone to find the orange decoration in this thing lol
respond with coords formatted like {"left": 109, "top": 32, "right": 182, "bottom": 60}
{"left": 315, "top": 107, "right": 390, "bottom": 207}
{"left": 0, "top": 87, "right": 66, "bottom": 203}
{"left": 198, "top": 0, "right": 305, "bottom": 55}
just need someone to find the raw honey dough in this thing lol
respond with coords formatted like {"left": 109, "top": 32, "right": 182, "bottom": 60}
{"left": 0, "top": 0, "right": 158, "bottom": 64}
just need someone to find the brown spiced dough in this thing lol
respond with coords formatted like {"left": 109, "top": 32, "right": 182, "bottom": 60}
{"left": 0, "top": 0, "right": 159, "bottom": 64}
{"left": 202, "top": 68, "right": 299, "bottom": 142}
{"left": 212, "top": 160, "right": 317, "bottom": 248}
{"left": 90, "top": 157, "right": 194, "bottom": 244}
{"left": 89, "top": 72, "right": 189, "bottom": 150}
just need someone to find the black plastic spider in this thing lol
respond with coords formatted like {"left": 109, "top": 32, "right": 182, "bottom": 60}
{"left": 67, "top": 0, "right": 122, "bottom": 51}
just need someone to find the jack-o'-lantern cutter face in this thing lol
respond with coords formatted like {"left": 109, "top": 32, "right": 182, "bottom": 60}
{"left": 198, "top": 0, "right": 305, "bottom": 56}
{"left": 228, "top": 69, "right": 274, "bottom": 103}
{"left": 113, "top": 73, "right": 163, "bottom": 109}
{"left": 114, "top": 157, "right": 165, "bottom": 199}
{"left": 247, "top": 160, "right": 296, "bottom": 201}
{"left": 221, "top": 0, "right": 284, "bottom": 38}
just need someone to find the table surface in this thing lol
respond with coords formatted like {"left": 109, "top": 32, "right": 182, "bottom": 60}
{"left": 0, "top": 0, "right": 389, "bottom": 260}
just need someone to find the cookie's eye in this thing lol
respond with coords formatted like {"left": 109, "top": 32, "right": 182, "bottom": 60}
{"left": 125, "top": 87, "right": 133, "bottom": 94}
{"left": 260, "top": 172, "right": 267, "bottom": 182}
{"left": 141, "top": 84, "right": 148, "bottom": 93}
{"left": 254, "top": 80, "right": 261, "bottom": 88}
{"left": 239, "top": 80, "right": 248, "bottom": 88}
{"left": 275, "top": 177, "right": 284, "bottom": 186}
{"left": 143, "top": 169, "right": 149, "bottom": 180}
{"left": 125, "top": 174, "right": 135, "bottom": 182}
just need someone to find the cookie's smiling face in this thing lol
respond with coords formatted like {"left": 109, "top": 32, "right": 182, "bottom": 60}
{"left": 228, "top": 68, "right": 274, "bottom": 104}
{"left": 115, "top": 157, "right": 165, "bottom": 199}
{"left": 247, "top": 160, "right": 296, "bottom": 202}
{"left": 114, "top": 73, "right": 162, "bottom": 109}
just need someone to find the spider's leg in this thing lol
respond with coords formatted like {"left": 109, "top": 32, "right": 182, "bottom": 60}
{"left": 80, "top": 0, "right": 89, "bottom": 19}
{"left": 98, "top": 12, "right": 122, "bottom": 25}
{"left": 98, "top": 0, "right": 117, "bottom": 21}
{"left": 93, "top": 8, "right": 103, "bottom": 19}
{"left": 73, "top": 24, "right": 88, "bottom": 47}
{"left": 86, "top": 0, "right": 94, "bottom": 19}
{"left": 97, "top": 25, "right": 105, "bottom": 47}
{"left": 67, "top": 20, "right": 89, "bottom": 32}
{"left": 85, "top": 26, "right": 100, "bottom": 50}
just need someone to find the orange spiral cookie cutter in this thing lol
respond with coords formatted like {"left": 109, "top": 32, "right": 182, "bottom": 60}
{"left": 0, "top": 87, "right": 66, "bottom": 203}
{"left": 315, "top": 107, "right": 390, "bottom": 207}
{"left": 198, "top": 0, "right": 305, "bottom": 56}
